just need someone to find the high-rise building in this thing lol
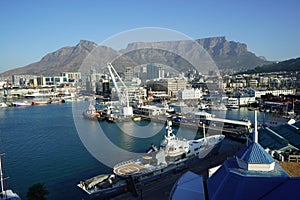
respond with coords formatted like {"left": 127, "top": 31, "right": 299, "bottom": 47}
{"left": 96, "top": 78, "right": 110, "bottom": 97}
{"left": 146, "top": 63, "right": 159, "bottom": 80}
{"left": 124, "top": 67, "right": 134, "bottom": 81}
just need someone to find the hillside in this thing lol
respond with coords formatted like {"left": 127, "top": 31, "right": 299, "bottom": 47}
{"left": 1, "top": 37, "right": 271, "bottom": 76}
{"left": 239, "top": 57, "right": 300, "bottom": 74}
{"left": 196, "top": 37, "right": 270, "bottom": 71}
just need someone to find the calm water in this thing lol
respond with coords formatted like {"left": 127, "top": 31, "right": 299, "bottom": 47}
{"left": 0, "top": 102, "right": 266, "bottom": 199}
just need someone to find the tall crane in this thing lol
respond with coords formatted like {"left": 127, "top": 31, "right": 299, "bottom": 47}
{"left": 106, "top": 63, "right": 133, "bottom": 116}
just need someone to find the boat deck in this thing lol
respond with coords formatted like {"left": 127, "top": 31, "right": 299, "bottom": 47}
{"left": 114, "top": 162, "right": 149, "bottom": 176}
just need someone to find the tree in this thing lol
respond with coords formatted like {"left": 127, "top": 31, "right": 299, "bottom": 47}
{"left": 26, "top": 183, "right": 49, "bottom": 200}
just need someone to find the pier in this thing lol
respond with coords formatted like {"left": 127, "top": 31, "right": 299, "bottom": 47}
{"left": 195, "top": 111, "right": 252, "bottom": 129}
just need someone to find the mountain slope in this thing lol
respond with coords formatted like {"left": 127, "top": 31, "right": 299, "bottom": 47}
{"left": 196, "top": 37, "right": 271, "bottom": 71}
{"left": 1, "top": 37, "right": 271, "bottom": 76}
{"left": 239, "top": 57, "right": 300, "bottom": 74}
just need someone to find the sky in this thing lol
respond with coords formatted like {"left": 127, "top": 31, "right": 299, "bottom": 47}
{"left": 1, "top": 0, "right": 300, "bottom": 73}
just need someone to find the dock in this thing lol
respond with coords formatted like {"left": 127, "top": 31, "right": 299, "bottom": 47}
{"left": 195, "top": 111, "right": 252, "bottom": 129}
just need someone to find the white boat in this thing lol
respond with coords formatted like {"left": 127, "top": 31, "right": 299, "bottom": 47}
{"left": 78, "top": 120, "right": 225, "bottom": 197}
{"left": 0, "top": 103, "right": 8, "bottom": 108}
{"left": 228, "top": 104, "right": 239, "bottom": 109}
{"left": 0, "top": 153, "right": 21, "bottom": 200}
{"left": 210, "top": 104, "right": 228, "bottom": 111}
{"left": 11, "top": 101, "right": 31, "bottom": 107}
{"left": 198, "top": 103, "right": 209, "bottom": 110}
{"left": 24, "top": 92, "right": 56, "bottom": 98}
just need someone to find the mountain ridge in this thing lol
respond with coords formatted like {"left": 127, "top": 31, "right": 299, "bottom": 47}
{"left": 1, "top": 37, "right": 271, "bottom": 76}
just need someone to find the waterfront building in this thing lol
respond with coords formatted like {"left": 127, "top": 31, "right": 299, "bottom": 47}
{"left": 12, "top": 74, "right": 39, "bottom": 87}
{"left": 40, "top": 76, "right": 68, "bottom": 86}
{"left": 171, "top": 123, "right": 300, "bottom": 200}
{"left": 110, "top": 85, "right": 146, "bottom": 103}
{"left": 271, "top": 122, "right": 300, "bottom": 150}
{"left": 249, "top": 88, "right": 296, "bottom": 98}
{"left": 177, "top": 88, "right": 202, "bottom": 101}
{"left": 155, "top": 78, "right": 187, "bottom": 97}
{"left": 257, "top": 127, "right": 298, "bottom": 155}
{"left": 126, "top": 86, "right": 147, "bottom": 102}
{"left": 61, "top": 72, "right": 81, "bottom": 83}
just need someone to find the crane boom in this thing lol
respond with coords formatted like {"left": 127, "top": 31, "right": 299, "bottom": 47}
{"left": 106, "top": 63, "right": 132, "bottom": 115}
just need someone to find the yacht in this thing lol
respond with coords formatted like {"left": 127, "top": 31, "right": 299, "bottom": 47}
{"left": 78, "top": 120, "right": 224, "bottom": 198}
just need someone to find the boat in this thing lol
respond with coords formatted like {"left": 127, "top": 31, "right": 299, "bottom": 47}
{"left": 0, "top": 103, "right": 8, "bottom": 108}
{"left": 11, "top": 101, "right": 31, "bottom": 107}
{"left": 24, "top": 92, "right": 56, "bottom": 98}
{"left": 132, "top": 115, "right": 141, "bottom": 121}
{"left": 82, "top": 103, "right": 101, "bottom": 121}
{"left": 78, "top": 120, "right": 224, "bottom": 198}
{"left": 227, "top": 104, "right": 239, "bottom": 109}
{"left": 31, "top": 100, "right": 50, "bottom": 105}
{"left": 209, "top": 104, "right": 227, "bottom": 111}
{"left": 50, "top": 99, "right": 65, "bottom": 104}
{"left": 198, "top": 102, "right": 209, "bottom": 110}
{"left": 0, "top": 153, "right": 21, "bottom": 200}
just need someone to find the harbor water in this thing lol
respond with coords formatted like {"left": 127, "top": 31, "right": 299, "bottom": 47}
{"left": 0, "top": 101, "right": 266, "bottom": 199}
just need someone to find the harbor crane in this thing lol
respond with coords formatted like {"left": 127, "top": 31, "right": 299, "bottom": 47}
{"left": 106, "top": 63, "right": 133, "bottom": 116}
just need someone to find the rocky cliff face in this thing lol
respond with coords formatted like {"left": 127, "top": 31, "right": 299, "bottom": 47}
{"left": 1, "top": 37, "right": 270, "bottom": 76}
{"left": 196, "top": 37, "right": 270, "bottom": 71}
{"left": 2, "top": 40, "right": 100, "bottom": 76}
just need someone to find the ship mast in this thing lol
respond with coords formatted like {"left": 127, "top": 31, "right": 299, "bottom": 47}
{"left": 203, "top": 123, "right": 206, "bottom": 139}
{"left": 0, "top": 153, "right": 5, "bottom": 195}
{"left": 254, "top": 110, "right": 258, "bottom": 143}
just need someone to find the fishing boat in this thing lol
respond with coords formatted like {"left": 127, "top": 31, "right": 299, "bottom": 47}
{"left": 78, "top": 120, "right": 224, "bottom": 199}
{"left": 0, "top": 153, "right": 21, "bottom": 200}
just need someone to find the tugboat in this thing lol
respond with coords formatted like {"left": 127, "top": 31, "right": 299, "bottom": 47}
{"left": 82, "top": 103, "right": 101, "bottom": 121}
{"left": 78, "top": 120, "right": 225, "bottom": 199}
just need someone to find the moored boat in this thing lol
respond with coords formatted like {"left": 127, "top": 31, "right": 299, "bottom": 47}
{"left": 78, "top": 120, "right": 225, "bottom": 198}
{"left": 50, "top": 99, "right": 65, "bottom": 104}
{"left": 0, "top": 103, "right": 8, "bottom": 108}
{"left": 132, "top": 115, "right": 141, "bottom": 121}
{"left": 11, "top": 101, "right": 32, "bottom": 107}
{"left": 82, "top": 103, "right": 101, "bottom": 121}
{"left": 32, "top": 100, "right": 50, "bottom": 105}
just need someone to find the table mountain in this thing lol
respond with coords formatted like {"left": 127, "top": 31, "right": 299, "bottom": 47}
{"left": 1, "top": 37, "right": 270, "bottom": 76}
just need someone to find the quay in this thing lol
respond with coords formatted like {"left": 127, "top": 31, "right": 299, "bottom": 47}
{"left": 134, "top": 113, "right": 251, "bottom": 141}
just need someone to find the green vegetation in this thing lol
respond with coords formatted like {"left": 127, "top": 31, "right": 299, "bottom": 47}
{"left": 240, "top": 57, "right": 300, "bottom": 74}
{"left": 27, "top": 183, "right": 49, "bottom": 200}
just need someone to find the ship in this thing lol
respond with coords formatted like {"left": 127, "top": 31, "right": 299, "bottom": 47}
{"left": 78, "top": 120, "right": 225, "bottom": 199}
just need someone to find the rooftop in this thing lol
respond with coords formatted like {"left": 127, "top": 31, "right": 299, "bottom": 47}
{"left": 236, "top": 142, "right": 275, "bottom": 164}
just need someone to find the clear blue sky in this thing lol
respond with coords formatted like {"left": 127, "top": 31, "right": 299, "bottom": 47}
{"left": 1, "top": 0, "right": 300, "bottom": 73}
